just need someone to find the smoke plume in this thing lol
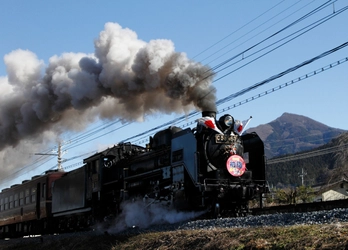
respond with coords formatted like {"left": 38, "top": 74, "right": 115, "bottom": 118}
{"left": 0, "top": 22, "right": 216, "bottom": 179}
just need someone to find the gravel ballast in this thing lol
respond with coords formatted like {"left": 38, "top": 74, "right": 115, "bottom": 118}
{"left": 177, "top": 208, "right": 348, "bottom": 230}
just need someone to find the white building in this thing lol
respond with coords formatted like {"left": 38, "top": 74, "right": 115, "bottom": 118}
{"left": 314, "top": 179, "right": 348, "bottom": 201}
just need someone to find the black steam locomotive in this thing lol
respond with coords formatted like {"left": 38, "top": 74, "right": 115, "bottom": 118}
{"left": 0, "top": 111, "right": 266, "bottom": 237}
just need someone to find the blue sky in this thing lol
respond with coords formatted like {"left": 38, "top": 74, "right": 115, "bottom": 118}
{"left": 0, "top": 0, "right": 347, "bottom": 189}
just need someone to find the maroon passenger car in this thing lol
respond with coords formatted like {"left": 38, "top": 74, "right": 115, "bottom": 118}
{"left": 0, "top": 170, "right": 65, "bottom": 238}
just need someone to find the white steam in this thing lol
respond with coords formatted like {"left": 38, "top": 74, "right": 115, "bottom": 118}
{"left": 108, "top": 199, "right": 204, "bottom": 234}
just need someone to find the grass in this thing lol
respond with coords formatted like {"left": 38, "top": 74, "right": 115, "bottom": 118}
{"left": 111, "top": 223, "right": 348, "bottom": 250}
{"left": 2, "top": 223, "right": 348, "bottom": 250}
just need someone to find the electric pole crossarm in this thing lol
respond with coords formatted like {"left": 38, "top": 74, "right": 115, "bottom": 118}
{"left": 35, "top": 142, "right": 66, "bottom": 171}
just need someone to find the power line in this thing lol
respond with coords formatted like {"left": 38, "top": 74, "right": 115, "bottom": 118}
{"left": 204, "top": 0, "right": 320, "bottom": 66}
{"left": 192, "top": 0, "right": 288, "bottom": 60}
{"left": 213, "top": 5, "right": 348, "bottom": 82}
{"left": 217, "top": 57, "right": 348, "bottom": 110}
{"left": 191, "top": 3, "right": 348, "bottom": 104}
{"left": 208, "top": 0, "right": 335, "bottom": 70}
{"left": 64, "top": 122, "right": 130, "bottom": 151}
{"left": 216, "top": 41, "right": 348, "bottom": 105}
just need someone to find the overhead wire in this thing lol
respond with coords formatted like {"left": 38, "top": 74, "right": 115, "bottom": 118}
{"left": 192, "top": 0, "right": 288, "bottom": 60}
{"left": 267, "top": 143, "right": 348, "bottom": 164}
{"left": 63, "top": 119, "right": 122, "bottom": 146}
{"left": 208, "top": 0, "right": 337, "bottom": 72}
{"left": 216, "top": 41, "right": 348, "bottom": 105}
{"left": 64, "top": 122, "right": 130, "bottom": 151}
{"left": 204, "top": 0, "right": 317, "bottom": 65}
{"left": 213, "top": 4, "right": 348, "bottom": 82}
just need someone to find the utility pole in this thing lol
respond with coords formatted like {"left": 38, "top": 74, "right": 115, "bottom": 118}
{"left": 57, "top": 142, "right": 63, "bottom": 171}
{"left": 298, "top": 168, "right": 307, "bottom": 186}
{"left": 35, "top": 141, "right": 66, "bottom": 171}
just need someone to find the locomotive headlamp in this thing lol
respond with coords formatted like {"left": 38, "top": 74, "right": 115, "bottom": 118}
{"left": 224, "top": 115, "right": 233, "bottom": 127}
{"left": 218, "top": 114, "right": 234, "bottom": 131}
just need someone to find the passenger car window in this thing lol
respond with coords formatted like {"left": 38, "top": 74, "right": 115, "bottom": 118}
{"left": 20, "top": 191, "right": 24, "bottom": 206}
{"left": 31, "top": 187, "right": 36, "bottom": 202}
{"left": 14, "top": 193, "right": 19, "bottom": 207}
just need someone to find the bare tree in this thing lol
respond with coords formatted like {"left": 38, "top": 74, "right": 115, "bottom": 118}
{"left": 329, "top": 133, "right": 348, "bottom": 183}
{"left": 315, "top": 133, "right": 348, "bottom": 199}
{"left": 335, "top": 133, "right": 348, "bottom": 167}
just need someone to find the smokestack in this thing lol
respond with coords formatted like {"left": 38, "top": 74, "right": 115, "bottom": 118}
{"left": 202, "top": 111, "right": 216, "bottom": 118}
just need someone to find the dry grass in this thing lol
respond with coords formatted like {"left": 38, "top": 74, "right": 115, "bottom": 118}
{"left": 2, "top": 223, "right": 348, "bottom": 250}
{"left": 112, "top": 223, "right": 348, "bottom": 250}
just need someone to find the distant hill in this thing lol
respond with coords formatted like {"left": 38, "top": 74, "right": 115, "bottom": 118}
{"left": 265, "top": 131, "right": 348, "bottom": 187}
{"left": 247, "top": 112, "right": 346, "bottom": 158}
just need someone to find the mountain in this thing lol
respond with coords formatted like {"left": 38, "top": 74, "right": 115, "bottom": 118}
{"left": 247, "top": 112, "right": 346, "bottom": 159}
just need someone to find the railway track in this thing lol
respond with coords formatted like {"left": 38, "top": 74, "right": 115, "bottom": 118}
{"left": 252, "top": 199, "right": 348, "bottom": 215}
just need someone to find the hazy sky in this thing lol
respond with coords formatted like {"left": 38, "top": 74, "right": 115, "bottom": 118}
{"left": 0, "top": 0, "right": 347, "bottom": 188}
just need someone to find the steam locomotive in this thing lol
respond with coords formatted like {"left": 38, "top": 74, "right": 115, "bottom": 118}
{"left": 0, "top": 111, "right": 266, "bottom": 238}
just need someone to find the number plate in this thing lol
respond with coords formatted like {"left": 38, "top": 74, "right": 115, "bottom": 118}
{"left": 215, "top": 134, "right": 238, "bottom": 144}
